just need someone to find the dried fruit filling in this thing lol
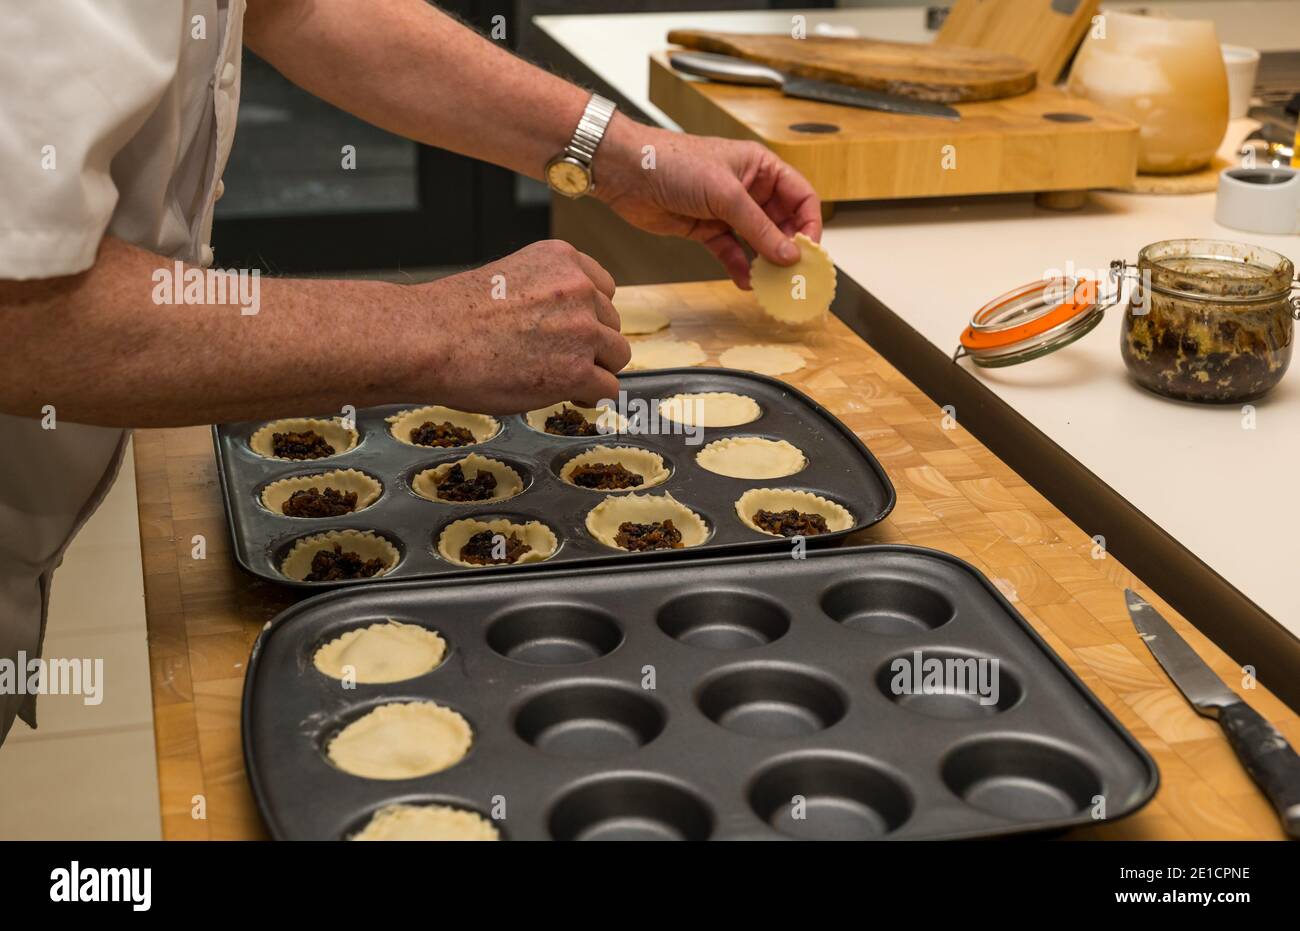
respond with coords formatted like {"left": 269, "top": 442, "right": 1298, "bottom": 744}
{"left": 753, "top": 508, "right": 830, "bottom": 537}
{"left": 544, "top": 406, "right": 598, "bottom": 437}
{"left": 435, "top": 463, "right": 499, "bottom": 502}
{"left": 410, "top": 421, "right": 476, "bottom": 447}
{"left": 272, "top": 430, "right": 335, "bottom": 460}
{"left": 459, "top": 530, "right": 532, "bottom": 565}
{"left": 303, "top": 544, "right": 386, "bottom": 582}
{"left": 281, "top": 486, "right": 358, "bottom": 518}
{"left": 615, "top": 519, "right": 683, "bottom": 551}
{"left": 570, "top": 462, "right": 644, "bottom": 490}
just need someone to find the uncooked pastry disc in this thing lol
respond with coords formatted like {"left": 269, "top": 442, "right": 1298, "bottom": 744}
{"left": 249, "top": 417, "right": 359, "bottom": 460}
{"left": 386, "top": 405, "right": 499, "bottom": 447}
{"left": 585, "top": 492, "right": 709, "bottom": 550}
{"left": 280, "top": 529, "right": 400, "bottom": 581}
{"left": 657, "top": 392, "right": 761, "bottom": 428}
{"left": 261, "top": 469, "right": 383, "bottom": 515}
{"left": 327, "top": 701, "right": 472, "bottom": 780}
{"left": 735, "top": 488, "right": 854, "bottom": 537}
{"left": 626, "top": 338, "right": 707, "bottom": 371}
{"left": 560, "top": 445, "right": 670, "bottom": 491}
{"left": 617, "top": 302, "right": 670, "bottom": 335}
{"left": 313, "top": 620, "right": 447, "bottom": 683}
{"left": 719, "top": 344, "right": 805, "bottom": 377}
{"left": 436, "top": 517, "right": 558, "bottom": 568}
{"left": 524, "top": 402, "right": 626, "bottom": 436}
{"left": 351, "top": 804, "right": 500, "bottom": 841}
{"left": 411, "top": 453, "right": 524, "bottom": 504}
{"left": 696, "top": 437, "right": 806, "bottom": 479}
{"left": 749, "top": 232, "right": 836, "bottom": 324}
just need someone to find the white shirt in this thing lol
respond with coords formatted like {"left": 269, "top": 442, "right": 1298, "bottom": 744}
{"left": 0, "top": 0, "right": 245, "bottom": 741}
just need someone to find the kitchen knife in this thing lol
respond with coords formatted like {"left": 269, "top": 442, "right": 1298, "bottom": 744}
{"left": 669, "top": 51, "right": 961, "bottom": 121}
{"left": 1125, "top": 589, "right": 1300, "bottom": 838}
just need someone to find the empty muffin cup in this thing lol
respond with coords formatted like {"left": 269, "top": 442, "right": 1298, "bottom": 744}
{"left": 750, "top": 755, "right": 913, "bottom": 840}
{"left": 698, "top": 665, "right": 846, "bottom": 739}
{"left": 515, "top": 683, "right": 665, "bottom": 759}
{"left": 876, "top": 649, "right": 1021, "bottom": 719}
{"left": 821, "top": 576, "right": 954, "bottom": 635}
{"left": 942, "top": 737, "right": 1102, "bottom": 822}
{"left": 487, "top": 604, "right": 622, "bottom": 665}
{"left": 656, "top": 591, "right": 790, "bottom": 650}
{"left": 549, "top": 776, "right": 714, "bottom": 841}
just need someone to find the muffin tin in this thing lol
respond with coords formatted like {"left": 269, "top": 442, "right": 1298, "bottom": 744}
{"left": 242, "top": 545, "right": 1159, "bottom": 840}
{"left": 212, "top": 369, "right": 896, "bottom": 588}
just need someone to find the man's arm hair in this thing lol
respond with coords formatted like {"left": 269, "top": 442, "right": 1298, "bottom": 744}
{"left": 1, "top": 237, "right": 432, "bottom": 427}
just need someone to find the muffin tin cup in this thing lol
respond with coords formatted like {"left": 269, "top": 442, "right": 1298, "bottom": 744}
{"left": 212, "top": 370, "right": 896, "bottom": 588}
{"left": 243, "top": 545, "right": 1158, "bottom": 841}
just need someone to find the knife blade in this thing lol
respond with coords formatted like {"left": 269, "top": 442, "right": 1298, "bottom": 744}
{"left": 1125, "top": 589, "right": 1300, "bottom": 838}
{"left": 669, "top": 51, "right": 961, "bottom": 121}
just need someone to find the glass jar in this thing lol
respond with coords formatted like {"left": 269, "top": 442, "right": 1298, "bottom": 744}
{"left": 1120, "top": 239, "right": 1295, "bottom": 403}
{"left": 1066, "top": 11, "right": 1229, "bottom": 174}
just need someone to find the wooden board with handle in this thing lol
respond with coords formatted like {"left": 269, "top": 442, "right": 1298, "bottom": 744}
{"left": 936, "top": 0, "right": 1101, "bottom": 84}
{"left": 649, "top": 51, "right": 1137, "bottom": 203}
{"left": 666, "top": 28, "right": 1036, "bottom": 103}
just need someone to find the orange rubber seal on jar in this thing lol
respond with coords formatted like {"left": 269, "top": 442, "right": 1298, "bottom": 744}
{"left": 960, "top": 278, "right": 1099, "bottom": 352}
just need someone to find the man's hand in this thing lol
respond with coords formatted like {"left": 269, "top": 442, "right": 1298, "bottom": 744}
{"left": 595, "top": 117, "right": 823, "bottom": 289}
{"left": 414, "top": 240, "right": 630, "bottom": 413}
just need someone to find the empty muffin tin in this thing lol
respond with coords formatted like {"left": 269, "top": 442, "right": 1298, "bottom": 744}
{"left": 242, "top": 545, "right": 1158, "bottom": 840}
{"left": 212, "top": 369, "right": 895, "bottom": 588}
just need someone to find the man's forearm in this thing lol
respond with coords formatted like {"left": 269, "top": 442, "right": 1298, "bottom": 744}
{"left": 243, "top": 0, "right": 633, "bottom": 185}
{"left": 1, "top": 237, "right": 431, "bottom": 427}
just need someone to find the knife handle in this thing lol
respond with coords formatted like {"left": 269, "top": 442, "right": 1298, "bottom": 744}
{"left": 668, "top": 51, "right": 785, "bottom": 88}
{"left": 1219, "top": 702, "right": 1300, "bottom": 839}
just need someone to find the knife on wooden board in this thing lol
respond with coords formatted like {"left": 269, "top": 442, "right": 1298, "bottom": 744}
{"left": 1125, "top": 589, "right": 1300, "bottom": 839}
{"left": 669, "top": 51, "right": 962, "bottom": 121}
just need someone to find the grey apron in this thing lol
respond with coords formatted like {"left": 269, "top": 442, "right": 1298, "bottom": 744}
{"left": 0, "top": 420, "right": 128, "bottom": 741}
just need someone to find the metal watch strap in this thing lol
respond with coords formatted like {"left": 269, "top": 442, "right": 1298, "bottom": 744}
{"left": 565, "top": 93, "right": 616, "bottom": 167}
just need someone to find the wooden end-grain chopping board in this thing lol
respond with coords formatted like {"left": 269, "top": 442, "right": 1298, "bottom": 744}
{"left": 666, "top": 29, "right": 1037, "bottom": 103}
{"left": 649, "top": 44, "right": 1137, "bottom": 203}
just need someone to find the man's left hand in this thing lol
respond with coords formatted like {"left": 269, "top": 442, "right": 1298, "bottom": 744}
{"left": 595, "top": 118, "right": 822, "bottom": 289}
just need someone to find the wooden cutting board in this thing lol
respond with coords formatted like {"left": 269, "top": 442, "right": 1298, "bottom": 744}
{"left": 937, "top": 0, "right": 1101, "bottom": 84}
{"left": 649, "top": 50, "right": 1137, "bottom": 203}
{"left": 665, "top": 29, "right": 1036, "bottom": 103}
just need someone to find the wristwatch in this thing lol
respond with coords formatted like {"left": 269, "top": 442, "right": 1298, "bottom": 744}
{"left": 545, "top": 93, "right": 617, "bottom": 198}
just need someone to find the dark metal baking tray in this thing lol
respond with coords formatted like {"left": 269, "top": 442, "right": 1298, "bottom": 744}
{"left": 212, "top": 369, "right": 896, "bottom": 588}
{"left": 242, "top": 545, "right": 1159, "bottom": 840}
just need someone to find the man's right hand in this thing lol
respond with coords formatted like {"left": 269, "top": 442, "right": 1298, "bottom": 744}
{"left": 413, "top": 239, "right": 631, "bottom": 414}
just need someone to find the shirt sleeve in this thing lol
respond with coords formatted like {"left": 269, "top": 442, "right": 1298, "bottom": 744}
{"left": 0, "top": 1, "right": 181, "bottom": 279}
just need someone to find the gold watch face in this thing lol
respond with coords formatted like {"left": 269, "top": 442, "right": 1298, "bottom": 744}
{"left": 547, "top": 158, "right": 591, "bottom": 197}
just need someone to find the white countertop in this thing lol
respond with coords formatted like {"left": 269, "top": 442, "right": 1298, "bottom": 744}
{"left": 537, "top": 3, "right": 1300, "bottom": 636}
